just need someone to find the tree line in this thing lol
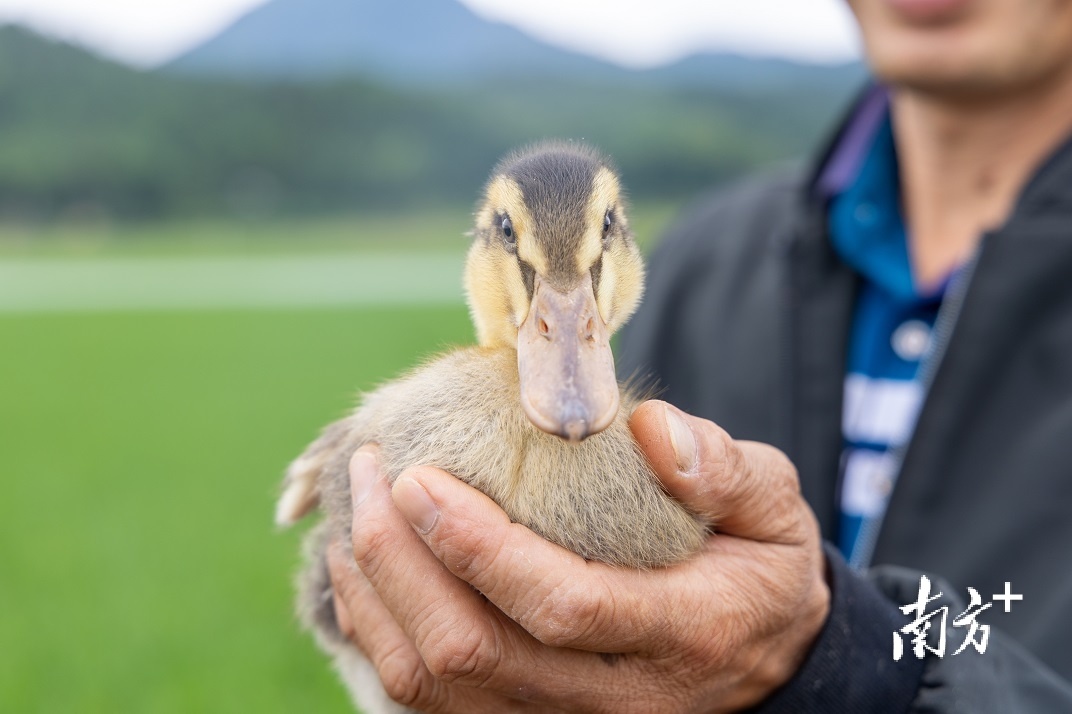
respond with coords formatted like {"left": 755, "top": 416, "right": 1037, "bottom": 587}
{"left": 0, "top": 26, "right": 857, "bottom": 222}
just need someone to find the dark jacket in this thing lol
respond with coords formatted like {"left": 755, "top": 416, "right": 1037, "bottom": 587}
{"left": 618, "top": 131, "right": 1072, "bottom": 712}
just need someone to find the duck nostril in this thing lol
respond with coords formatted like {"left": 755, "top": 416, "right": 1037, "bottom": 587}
{"left": 584, "top": 317, "right": 595, "bottom": 340}
{"left": 537, "top": 317, "right": 551, "bottom": 337}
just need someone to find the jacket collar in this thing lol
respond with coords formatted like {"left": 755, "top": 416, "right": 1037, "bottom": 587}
{"left": 1012, "top": 131, "right": 1072, "bottom": 216}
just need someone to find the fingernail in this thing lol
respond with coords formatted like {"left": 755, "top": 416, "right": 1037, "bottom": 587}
{"left": 665, "top": 404, "right": 697, "bottom": 474}
{"left": 350, "top": 451, "right": 378, "bottom": 508}
{"left": 393, "top": 476, "right": 439, "bottom": 534}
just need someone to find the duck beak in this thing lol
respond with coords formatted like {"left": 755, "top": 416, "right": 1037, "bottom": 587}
{"left": 517, "top": 272, "right": 619, "bottom": 442}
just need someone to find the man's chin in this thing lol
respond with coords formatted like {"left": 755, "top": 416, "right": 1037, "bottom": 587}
{"left": 879, "top": 63, "right": 1068, "bottom": 105}
{"left": 881, "top": 70, "right": 987, "bottom": 97}
{"left": 871, "top": 55, "right": 1018, "bottom": 100}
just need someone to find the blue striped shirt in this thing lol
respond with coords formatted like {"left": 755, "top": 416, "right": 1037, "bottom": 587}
{"left": 826, "top": 106, "right": 948, "bottom": 566}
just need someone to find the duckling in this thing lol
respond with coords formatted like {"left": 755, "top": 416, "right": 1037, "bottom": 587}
{"left": 276, "top": 142, "right": 707, "bottom": 713}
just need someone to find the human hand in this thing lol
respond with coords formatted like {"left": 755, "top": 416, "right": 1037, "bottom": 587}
{"left": 329, "top": 400, "right": 830, "bottom": 713}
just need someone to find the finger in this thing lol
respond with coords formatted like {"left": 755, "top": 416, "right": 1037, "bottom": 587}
{"left": 392, "top": 465, "right": 678, "bottom": 654}
{"left": 349, "top": 449, "right": 619, "bottom": 707}
{"left": 332, "top": 589, "right": 354, "bottom": 641}
{"left": 630, "top": 400, "right": 806, "bottom": 544}
{"left": 327, "top": 538, "right": 404, "bottom": 659}
{"left": 327, "top": 537, "right": 529, "bottom": 714}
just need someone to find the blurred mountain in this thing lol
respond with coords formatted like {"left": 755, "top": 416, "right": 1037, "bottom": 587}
{"left": 165, "top": 0, "right": 621, "bottom": 84}
{"left": 165, "top": 0, "right": 864, "bottom": 90}
{"left": 0, "top": 24, "right": 863, "bottom": 222}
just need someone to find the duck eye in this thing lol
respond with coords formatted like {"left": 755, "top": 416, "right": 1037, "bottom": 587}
{"left": 602, "top": 210, "right": 613, "bottom": 246}
{"left": 501, "top": 216, "right": 515, "bottom": 245}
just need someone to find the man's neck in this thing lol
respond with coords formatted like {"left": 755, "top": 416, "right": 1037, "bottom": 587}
{"left": 892, "top": 69, "right": 1072, "bottom": 288}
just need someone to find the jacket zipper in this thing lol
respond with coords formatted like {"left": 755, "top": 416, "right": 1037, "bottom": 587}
{"left": 847, "top": 247, "right": 982, "bottom": 570}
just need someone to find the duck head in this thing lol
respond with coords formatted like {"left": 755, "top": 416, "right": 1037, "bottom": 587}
{"left": 465, "top": 143, "right": 645, "bottom": 442}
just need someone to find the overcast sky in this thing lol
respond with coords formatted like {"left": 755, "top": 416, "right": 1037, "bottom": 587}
{"left": 0, "top": 0, "right": 861, "bottom": 68}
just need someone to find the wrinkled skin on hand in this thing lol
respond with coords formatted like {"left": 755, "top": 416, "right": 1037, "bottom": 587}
{"left": 328, "top": 400, "right": 830, "bottom": 714}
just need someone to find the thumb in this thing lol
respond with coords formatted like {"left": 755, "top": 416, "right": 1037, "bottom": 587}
{"left": 629, "top": 400, "right": 807, "bottom": 545}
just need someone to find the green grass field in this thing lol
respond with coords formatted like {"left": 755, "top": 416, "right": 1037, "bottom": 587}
{"left": 0, "top": 205, "right": 680, "bottom": 712}
{"left": 0, "top": 307, "right": 472, "bottom": 713}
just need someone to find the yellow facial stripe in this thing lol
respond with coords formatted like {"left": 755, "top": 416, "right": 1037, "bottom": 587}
{"left": 481, "top": 176, "right": 548, "bottom": 275}
{"left": 576, "top": 167, "right": 622, "bottom": 274}
{"left": 464, "top": 241, "right": 531, "bottom": 348}
{"left": 601, "top": 239, "right": 644, "bottom": 331}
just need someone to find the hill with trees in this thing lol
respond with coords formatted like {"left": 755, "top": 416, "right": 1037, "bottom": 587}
{"left": 0, "top": 22, "right": 863, "bottom": 221}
